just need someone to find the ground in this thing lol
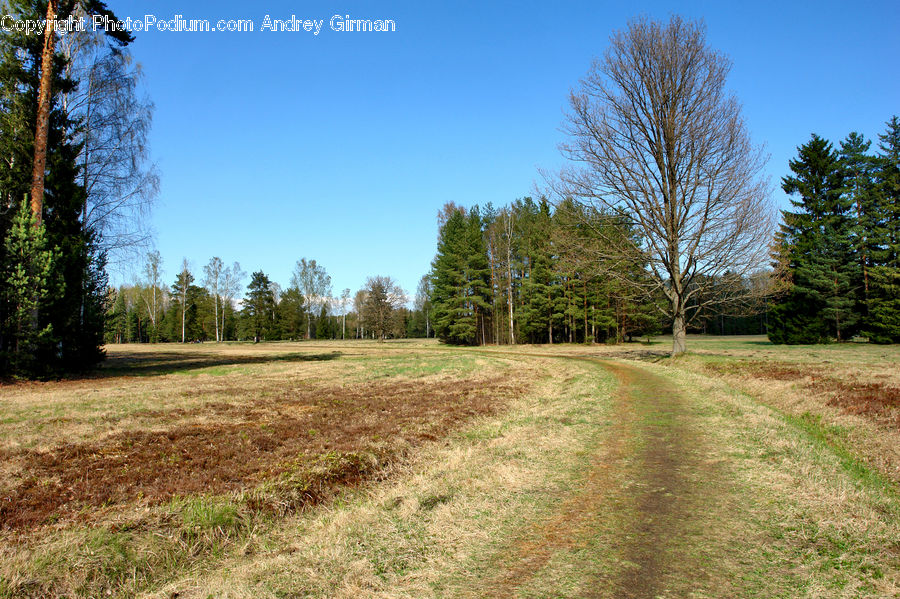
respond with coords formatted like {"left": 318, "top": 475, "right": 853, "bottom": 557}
{"left": 0, "top": 337, "right": 898, "bottom": 597}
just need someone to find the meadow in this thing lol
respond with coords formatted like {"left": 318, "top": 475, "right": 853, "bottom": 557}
{"left": 0, "top": 337, "right": 898, "bottom": 597}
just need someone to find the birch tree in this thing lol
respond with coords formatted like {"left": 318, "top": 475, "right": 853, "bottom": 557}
{"left": 141, "top": 250, "right": 163, "bottom": 340}
{"left": 339, "top": 287, "right": 351, "bottom": 339}
{"left": 415, "top": 275, "right": 432, "bottom": 339}
{"left": 291, "top": 258, "right": 332, "bottom": 339}
{"left": 558, "top": 15, "right": 774, "bottom": 355}
{"left": 30, "top": 0, "right": 134, "bottom": 225}
{"left": 203, "top": 257, "right": 224, "bottom": 342}
{"left": 61, "top": 28, "right": 158, "bottom": 265}
{"left": 174, "top": 259, "right": 193, "bottom": 343}
{"left": 220, "top": 262, "right": 245, "bottom": 340}
{"left": 354, "top": 289, "right": 367, "bottom": 338}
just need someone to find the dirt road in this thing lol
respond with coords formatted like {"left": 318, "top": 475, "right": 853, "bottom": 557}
{"left": 480, "top": 357, "right": 712, "bottom": 598}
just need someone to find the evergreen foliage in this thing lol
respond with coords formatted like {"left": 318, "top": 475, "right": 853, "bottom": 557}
{"left": 243, "top": 271, "right": 276, "bottom": 342}
{"left": 770, "top": 119, "right": 900, "bottom": 344}
{"left": 0, "top": 0, "right": 134, "bottom": 376}
{"left": 428, "top": 198, "right": 672, "bottom": 346}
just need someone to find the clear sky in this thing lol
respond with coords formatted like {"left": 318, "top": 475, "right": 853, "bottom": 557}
{"left": 104, "top": 0, "right": 900, "bottom": 301}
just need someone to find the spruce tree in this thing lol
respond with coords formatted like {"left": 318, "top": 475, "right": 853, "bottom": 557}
{"left": 0, "top": 203, "right": 59, "bottom": 375}
{"left": 866, "top": 117, "right": 900, "bottom": 342}
{"left": 244, "top": 271, "right": 275, "bottom": 342}
{"left": 769, "top": 135, "right": 858, "bottom": 343}
{"left": 839, "top": 132, "right": 877, "bottom": 318}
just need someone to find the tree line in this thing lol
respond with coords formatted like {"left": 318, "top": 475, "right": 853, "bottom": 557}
{"left": 105, "top": 253, "right": 431, "bottom": 344}
{"left": 426, "top": 197, "right": 770, "bottom": 346}
{"left": 769, "top": 118, "right": 900, "bottom": 344}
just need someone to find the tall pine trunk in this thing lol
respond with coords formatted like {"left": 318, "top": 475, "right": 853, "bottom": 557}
{"left": 31, "top": 0, "right": 58, "bottom": 226}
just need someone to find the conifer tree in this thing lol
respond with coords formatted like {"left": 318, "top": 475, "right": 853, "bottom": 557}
{"left": 769, "top": 135, "right": 858, "bottom": 343}
{"left": 839, "top": 132, "right": 877, "bottom": 317}
{"left": 1, "top": 203, "right": 59, "bottom": 375}
{"left": 244, "top": 271, "right": 275, "bottom": 343}
{"left": 866, "top": 117, "right": 900, "bottom": 342}
{"left": 106, "top": 287, "right": 127, "bottom": 344}
{"left": 520, "top": 199, "right": 558, "bottom": 343}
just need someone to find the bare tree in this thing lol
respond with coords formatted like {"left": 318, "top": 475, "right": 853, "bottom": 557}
{"left": 291, "top": 258, "right": 332, "bottom": 339}
{"left": 175, "top": 258, "right": 193, "bottom": 343}
{"left": 414, "top": 275, "right": 432, "bottom": 339}
{"left": 30, "top": 0, "right": 135, "bottom": 229}
{"left": 557, "top": 15, "right": 774, "bottom": 355}
{"left": 203, "top": 257, "right": 224, "bottom": 342}
{"left": 220, "top": 262, "right": 246, "bottom": 340}
{"left": 362, "top": 276, "right": 407, "bottom": 341}
{"left": 339, "top": 288, "right": 351, "bottom": 339}
{"left": 353, "top": 289, "right": 367, "bottom": 339}
{"left": 140, "top": 250, "right": 163, "bottom": 340}
{"left": 61, "top": 25, "right": 158, "bottom": 266}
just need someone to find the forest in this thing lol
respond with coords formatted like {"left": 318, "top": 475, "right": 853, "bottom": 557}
{"left": 0, "top": 1, "right": 898, "bottom": 379}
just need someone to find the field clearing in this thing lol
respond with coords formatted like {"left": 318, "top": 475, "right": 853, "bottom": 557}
{"left": 0, "top": 338, "right": 898, "bottom": 597}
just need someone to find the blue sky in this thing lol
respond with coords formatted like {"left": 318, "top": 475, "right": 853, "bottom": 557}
{"left": 104, "top": 0, "right": 900, "bottom": 300}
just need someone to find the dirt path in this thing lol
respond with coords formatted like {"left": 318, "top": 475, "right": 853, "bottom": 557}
{"left": 479, "top": 357, "right": 711, "bottom": 598}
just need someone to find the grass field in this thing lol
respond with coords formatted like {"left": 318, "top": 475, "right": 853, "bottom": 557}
{"left": 0, "top": 337, "right": 898, "bottom": 597}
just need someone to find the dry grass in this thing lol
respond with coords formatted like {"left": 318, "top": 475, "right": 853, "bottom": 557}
{"left": 0, "top": 342, "right": 528, "bottom": 598}
{"left": 1, "top": 338, "right": 898, "bottom": 597}
{"left": 139, "top": 356, "right": 611, "bottom": 599}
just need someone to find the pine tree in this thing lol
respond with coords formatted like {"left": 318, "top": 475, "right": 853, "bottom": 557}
{"left": 430, "top": 207, "right": 474, "bottom": 344}
{"left": 866, "top": 117, "right": 900, "bottom": 342}
{"left": 839, "top": 132, "right": 877, "bottom": 318}
{"left": 244, "top": 271, "right": 275, "bottom": 342}
{"left": 769, "top": 135, "right": 858, "bottom": 343}
{"left": 520, "top": 199, "right": 558, "bottom": 343}
{"left": 106, "top": 287, "right": 127, "bottom": 344}
{"left": 0, "top": 203, "right": 59, "bottom": 375}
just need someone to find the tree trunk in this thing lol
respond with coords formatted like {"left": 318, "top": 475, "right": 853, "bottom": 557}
{"left": 30, "top": 0, "right": 58, "bottom": 226}
{"left": 583, "top": 282, "right": 588, "bottom": 344}
{"left": 672, "top": 311, "right": 687, "bottom": 356}
{"left": 548, "top": 291, "right": 553, "bottom": 345}
{"left": 214, "top": 294, "right": 220, "bottom": 342}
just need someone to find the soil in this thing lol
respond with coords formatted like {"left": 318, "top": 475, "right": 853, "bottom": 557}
{"left": 0, "top": 377, "right": 521, "bottom": 531}
{"left": 480, "top": 357, "right": 709, "bottom": 598}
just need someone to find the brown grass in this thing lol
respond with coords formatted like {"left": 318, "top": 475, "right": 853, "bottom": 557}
{"left": 0, "top": 355, "right": 523, "bottom": 532}
{"left": 705, "top": 360, "right": 900, "bottom": 429}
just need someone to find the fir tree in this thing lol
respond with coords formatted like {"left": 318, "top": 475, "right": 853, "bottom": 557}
{"left": 106, "top": 287, "right": 127, "bottom": 344}
{"left": 0, "top": 204, "right": 59, "bottom": 375}
{"left": 431, "top": 207, "right": 478, "bottom": 344}
{"left": 770, "top": 135, "right": 858, "bottom": 343}
{"left": 243, "top": 271, "right": 275, "bottom": 342}
{"left": 866, "top": 117, "right": 900, "bottom": 342}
